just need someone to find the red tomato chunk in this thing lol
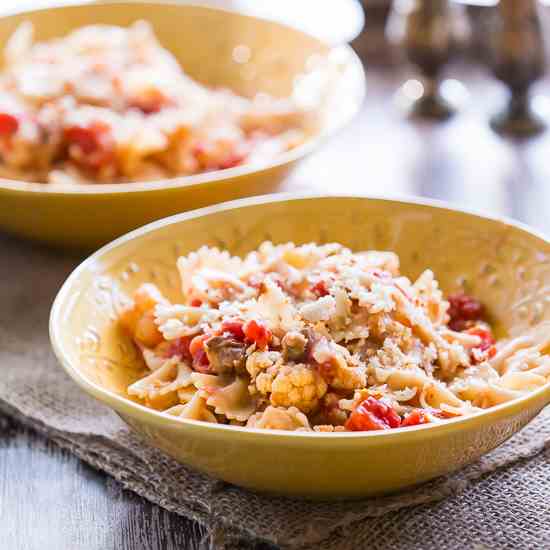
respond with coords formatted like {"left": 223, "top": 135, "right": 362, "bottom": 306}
{"left": 311, "top": 280, "right": 329, "bottom": 297}
{"left": 401, "top": 409, "right": 431, "bottom": 427}
{"left": 244, "top": 319, "right": 272, "bottom": 349}
{"left": 0, "top": 113, "right": 19, "bottom": 136}
{"left": 189, "top": 333, "right": 211, "bottom": 372}
{"left": 192, "top": 349, "right": 210, "bottom": 372}
{"left": 467, "top": 326, "right": 497, "bottom": 361}
{"left": 345, "top": 397, "right": 401, "bottom": 431}
{"left": 221, "top": 319, "right": 245, "bottom": 341}
{"left": 65, "top": 122, "right": 115, "bottom": 168}
{"left": 217, "top": 152, "right": 246, "bottom": 170}
{"left": 447, "top": 293, "right": 485, "bottom": 331}
{"left": 467, "top": 327, "right": 495, "bottom": 352}
{"left": 165, "top": 335, "right": 193, "bottom": 361}
{"left": 65, "top": 126, "right": 101, "bottom": 154}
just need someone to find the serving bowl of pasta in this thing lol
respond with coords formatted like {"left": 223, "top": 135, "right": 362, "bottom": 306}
{"left": 50, "top": 194, "right": 550, "bottom": 498}
{"left": 0, "top": 2, "right": 364, "bottom": 249}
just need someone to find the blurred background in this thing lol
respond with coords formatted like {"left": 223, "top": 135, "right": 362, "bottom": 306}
{"left": 3, "top": 0, "right": 550, "bottom": 230}
{"left": 292, "top": 0, "right": 550, "bottom": 234}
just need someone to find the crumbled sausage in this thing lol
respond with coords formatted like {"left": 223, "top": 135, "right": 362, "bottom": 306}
{"left": 204, "top": 335, "right": 246, "bottom": 374}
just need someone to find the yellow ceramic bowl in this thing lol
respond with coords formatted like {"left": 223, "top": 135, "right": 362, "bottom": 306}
{"left": 0, "top": 2, "right": 364, "bottom": 250}
{"left": 50, "top": 194, "right": 550, "bottom": 498}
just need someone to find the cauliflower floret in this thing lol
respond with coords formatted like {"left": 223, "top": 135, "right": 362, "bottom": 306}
{"left": 246, "top": 350, "right": 282, "bottom": 381}
{"left": 254, "top": 363, "right": 327, "bottom": 412}
{"left": 264, "top": 364, "right": 327, "bottom": 413}
{"left": 255, "top": 365, "right": 278, "bottom": 395}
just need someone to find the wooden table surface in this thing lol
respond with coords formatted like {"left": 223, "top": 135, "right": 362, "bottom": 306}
{"left": 3, "top": 25, "right": 550, "bottom": 550}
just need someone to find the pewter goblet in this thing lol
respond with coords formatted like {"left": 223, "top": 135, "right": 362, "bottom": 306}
{"left": 386, "top": 0, "right": 470, "bottom": 119}
{"left": 487, "top": 0, "right": 546, "bottom": 137}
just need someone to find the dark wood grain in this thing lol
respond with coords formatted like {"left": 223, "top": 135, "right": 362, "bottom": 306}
{"left": 3, "top": 14, "right": 550, "bottom": 549}
{"left": 0, "top": 418, "right": 208, "bottom": 550}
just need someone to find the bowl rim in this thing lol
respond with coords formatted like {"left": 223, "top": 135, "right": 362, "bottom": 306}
{"left": 50, "top": 192, "right": 550, "bottom": 442}
{"left": 0, "top": 0, "right": 366, "bottom": 196}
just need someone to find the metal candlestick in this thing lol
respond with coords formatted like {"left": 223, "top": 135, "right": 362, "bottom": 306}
{"left": 386, "top": 0, "right": 470, "bottom": 119}
{"left": 487, "top": 0, "right": 546, "bottom": 137}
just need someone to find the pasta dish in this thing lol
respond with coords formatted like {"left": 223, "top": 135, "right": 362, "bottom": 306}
{"left": 0, "top": 22, "right": 311, "bottom": 184}
{"left": 119, "top": 242, "right": 550, "bottom": 431}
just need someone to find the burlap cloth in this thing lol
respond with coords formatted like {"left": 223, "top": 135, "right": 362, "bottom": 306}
{"left": 2, "top": 233, "right": 550, "bottom": 549}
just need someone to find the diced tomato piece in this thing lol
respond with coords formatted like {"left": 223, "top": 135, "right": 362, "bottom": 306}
{"left": 192, "top": 348, "right": 210, "bottom": 373}
{"left": 345, "top": 406, "right": 387, "bottom": 431}
{"left": 467, "top": 327, "right": 495, "bottom": 352}
{"left": 65, "top": 122, "right": 115, "bottom": 168}
{"left": 467, "top": 326, "right": 497, "bottom": 362}
{"left": 244, "top": 319, "right": 272, "bottom": 350}
{"left": 311, "top": 280, "right": 329, "bottom": 298}
{"left": 402, "top": 409, "right": 431, "bottom": 427}
{"left": 221, "top": 319, "right": 245, "bottom": 341}
{"left": 188, "top": 333, "right": 212, "bottom": 371}
{"left": 165, "top": 335, "right": 193, "bottom": 361}
{"left": 65, "top": 126, "right": 100, "bottom": 154}
{"left": 0, "top": 113, "right": 19, "bottom": 136}
{"left": 193, "top": 141, "right": 246, "bottom": 171}
{"left": 217, "top": 152, "right": 245, "bottom": 170}
{"left": 427, "top": 407, "right": 458, "bottom": 419}
{"left": 345, "top": 397, "right": 401, "bottom": 431}
{"left": 189, "top": 333, "right": 209, "bottom": 357}
{"left": 447, "top": 293, "right": 485, "bottom": 332}
{"left": 190, "top": 298, "right": 203, "bottom": 307}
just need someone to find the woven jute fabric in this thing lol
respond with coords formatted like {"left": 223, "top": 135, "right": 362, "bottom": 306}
{"left": 1, "top": 234, "right": 550, "bottom": 549}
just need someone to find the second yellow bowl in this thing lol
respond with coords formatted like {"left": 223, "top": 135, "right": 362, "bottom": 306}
{"left": 0, "top": 2, "right": 365, "bottom": 249}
